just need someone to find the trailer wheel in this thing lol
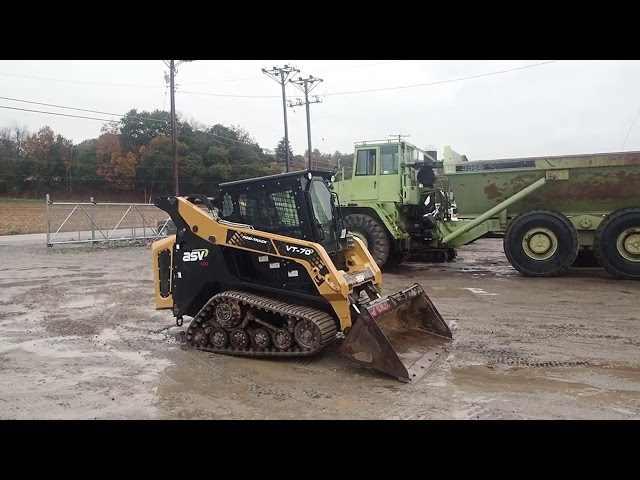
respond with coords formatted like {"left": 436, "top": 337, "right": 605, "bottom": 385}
{"left": 343, "top": 214, "right": 390, "bottom": 267}
{"left": 593, "top": 207, "right": 640, "bottom": 280}
{"left": 504, "top": 209, "right": 579, "bottom": 277}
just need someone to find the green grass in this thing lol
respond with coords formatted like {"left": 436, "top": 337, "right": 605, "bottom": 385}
{"left": 7, "top": 228, "right": 24, "bottom": 235}
{"left": 0, "top": 197, "right": 43, "bottom": 204}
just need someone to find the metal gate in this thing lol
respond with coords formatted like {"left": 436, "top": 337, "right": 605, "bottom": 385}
{"left": 45, "top": 194, "right": 172, "bottom": 247}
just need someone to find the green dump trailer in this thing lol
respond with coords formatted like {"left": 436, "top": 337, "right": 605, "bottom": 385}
{"left": 438, "top": 148, "right": 640, "bottom": 280}
{"left": 332, "top": 139, "right": 640, "bottom": 280}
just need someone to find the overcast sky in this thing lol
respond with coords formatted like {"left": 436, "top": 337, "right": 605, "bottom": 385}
{"left": 1, "top": 60, "right": 639, "bottom": 160}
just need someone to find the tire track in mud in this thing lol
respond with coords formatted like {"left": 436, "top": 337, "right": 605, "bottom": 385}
{"left": 449, "top": 317, "right": 640, "bottom": 369}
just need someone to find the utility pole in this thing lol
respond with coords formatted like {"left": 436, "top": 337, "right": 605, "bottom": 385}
{"left": 289, "top": 75, "right": 323, "bottom": 170}
{"left": 169, "top": 60, "right": 178, "bottom": 196}
{"left": 165, "top": 60, "right": 195, "bottom": 196}
{"left": 262, "top": 65, "right": 299, "bottom": 172}
{"left": 68, "top": 144, "right": 73, "bottom": 193}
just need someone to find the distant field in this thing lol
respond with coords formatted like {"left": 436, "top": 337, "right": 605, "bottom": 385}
{"left": 0, "top": 197, "right": 168, "bottom": 237}
{"left": 0, "top": 200, "right": 46, "bottom": 235}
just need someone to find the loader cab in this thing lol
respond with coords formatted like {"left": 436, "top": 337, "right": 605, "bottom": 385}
{"left": 347, "top": 142, "right": 401, "bottom": 202}
{"left": 334, "top": 139, "right": 439, "bottom": 206}
{"left": 219, "top": 170, "right": 340, "bottom": 255}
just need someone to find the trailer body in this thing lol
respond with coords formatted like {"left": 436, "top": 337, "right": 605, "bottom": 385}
{"left": 438, "top": 149, "right": 640, "bottom": 279}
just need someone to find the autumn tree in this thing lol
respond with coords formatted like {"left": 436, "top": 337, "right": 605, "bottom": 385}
{"left": 96, "top": 133, "right": 137, "bottom": 190}
{"left": 1, "top": 114, "right": 341, "bottom": 197}
{"left": 21, "top": 126, "right": 73, "bottom": 193}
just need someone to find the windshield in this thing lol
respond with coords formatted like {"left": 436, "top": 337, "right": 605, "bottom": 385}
{"left": 309, "top": 178, "right": 337, "bottom": 253}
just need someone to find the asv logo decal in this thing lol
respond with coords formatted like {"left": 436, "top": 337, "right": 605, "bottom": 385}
{"left": 285, "top": 244, "right": 314, "bottom": 256}
{"left": 182, "top": 248, "right": 209, "bottom": 262}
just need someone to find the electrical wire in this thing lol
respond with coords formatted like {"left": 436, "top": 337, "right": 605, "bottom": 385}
{"left": 323, "top": 60, "right": 560, "bottom": 96}
{"left": 0, "top": 98, "right": 276, "bottom": 158}
{"left": 0, "top": 71, "right": 162, "bottom": 88}
{"left": 0, "top": 95, "right": 124, "bottom": 117}
{"left": 0, "top": 105, "right": 115, "bottom": 122}
{"left": 7, "top": 61, "right": 547, "bottom": 101}
{"left": 0, "top": 61, "right": 403, "bottom": 89}
{"left": 1, "top": 61, "right": 561, "bottom": 160}
{"left": 0, "top": 97, "right": 171, "bottom": 125}
{"left": 621, "top": 105, "right": 640, "bottom": 150}
{"left": 180, "top": 61, "right": 405, "bottom": 85}
{"left": 180, "top": 60, "right": 561, "bottom": 99}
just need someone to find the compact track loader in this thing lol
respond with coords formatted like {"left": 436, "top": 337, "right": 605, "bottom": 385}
{"left": 152, "top": 170, "right": 452, "bottom": 382}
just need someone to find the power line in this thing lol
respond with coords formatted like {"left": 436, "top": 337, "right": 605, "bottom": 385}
{"left": 0, "top": 60, "right": 559, "bottom": 101}
{"left": 180, "top": 90, "right": 287, "bottom": 98}
{"left": 0, "top": 61, "right": 404, "bottom": 90}
{"left": 180, "top": 60, "right": 561, "bottom": 99}
{"left": 180, "top": 61, "right": 405, "bottom": 85}
{"left": 0, "top": 95, "right": 276, "bottom": 155}
{"left": 324, "top": 60, "right": 561, "bottom": 96}
{"left": 0, "top": 105, "right": 115, "bottom": 122}
{"left": 0, "top": 95, "right": 124, "bottom": 117}
{"left": 0, "top": 71, "right": 162, "bottom": 88}
{"left": 621, "top": 105, "right": 640, "bottom": 150}
{"left": 0, "top": 96, "right": 171, "bottom": 125}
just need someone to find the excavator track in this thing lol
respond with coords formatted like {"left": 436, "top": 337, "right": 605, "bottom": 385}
{"left": 407, "top": 246, "right": 457, "bottom": 263}
{"left": 184, "top": 291, "right": 338, "bottom": 357}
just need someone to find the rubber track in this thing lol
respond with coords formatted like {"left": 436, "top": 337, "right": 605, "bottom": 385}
{"left": 185, "top": 291, "right": 338, "bottom": 358}
{"left": 407, "top": 247, "right": 455, "bottom": 263}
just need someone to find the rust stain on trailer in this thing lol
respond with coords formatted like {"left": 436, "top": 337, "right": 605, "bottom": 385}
{"left": 510, "top": 173, "right": 540, "bottom": 186}
{"left": 484, "top": 183, "right": 502, "bottom": 200}
{"left": 524, "top": 171, "right": 640, "bottom": 204}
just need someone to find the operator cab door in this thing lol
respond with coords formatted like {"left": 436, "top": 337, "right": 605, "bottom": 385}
{"left": 377, "top": 144, "right": 401, "bottom": 203}
{"left": 350, "top": 147, "right": 379, "bottom": 201}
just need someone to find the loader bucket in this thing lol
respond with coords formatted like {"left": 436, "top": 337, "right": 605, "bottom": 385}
{"left": 339, "top": 283, "right": 453, "bottom": 383}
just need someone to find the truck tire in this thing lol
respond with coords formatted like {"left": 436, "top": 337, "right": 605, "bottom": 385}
{"left": 503, "top": 209, "right": 579, "bottom": 277}
{"left": 593, "top": 207, "right": 640, "bottom": 280}
{"left": 344, "top": 214, "right": 390, "bottom": 267}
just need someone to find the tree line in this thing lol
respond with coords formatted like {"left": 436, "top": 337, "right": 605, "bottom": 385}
{"left": 0, "top": 109, "right": 354, "bottom": 200}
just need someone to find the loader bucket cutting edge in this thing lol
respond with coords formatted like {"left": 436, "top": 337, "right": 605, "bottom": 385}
{"left": 339, "top": 283, "right": 453, "bottom": 383}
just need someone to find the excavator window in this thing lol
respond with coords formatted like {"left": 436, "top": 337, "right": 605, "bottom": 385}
{"left": 380, "top": 145, "right": 399, "bottom": 175}
{"left": 222, "top": 193, "right": 233, "bottom": 217}
{"left": 270, "top": 190, "right": 300, "bottom": 228}
{"left": 309, "top": 178, "right": 337, "bottom": 253}
{"left": 355, "top": 149, "right": 376, "bottom": 176}
{"left": 226, "top": 187, "right": 304, "bottom": 240}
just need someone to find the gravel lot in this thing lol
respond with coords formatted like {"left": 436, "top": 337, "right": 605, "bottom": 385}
{"left": 0, "top": 238, "right": 638, "bottom": 419}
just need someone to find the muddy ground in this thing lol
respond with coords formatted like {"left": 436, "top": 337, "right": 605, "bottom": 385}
{"left": 0, "top": 238, "right": 638, "bottom": 420}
